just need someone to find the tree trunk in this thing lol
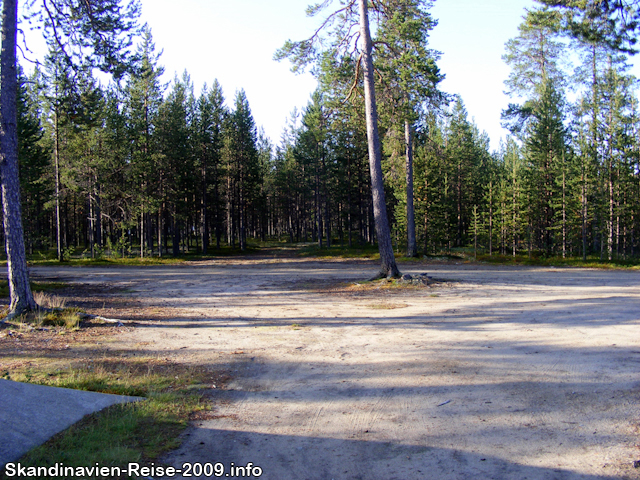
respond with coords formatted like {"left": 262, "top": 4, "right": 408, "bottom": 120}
{"left": 89, "top": 195, "right": 95, "bottom": 258}
{"left": 424, "top": 178, "right": 429, "bottom": 253}
{"left": 54, "top": 102, "right": 62, "bottom": 262}
{"left": 512, "top": 170, "right": 517, "bottom": 257}
{"left": 94, "top": 182, "right": 102, "bottom": 248}
{"left": 359, "top": 0, "right": 399, "bottom": 278}
{"left": 582, "top": 165, "right": 588, "bottom": 261}
{"left": 316, "top": 170, "right": 322, "bottom": 248}
{"left": 140, "top": 208, "right": 145, "bottom": 258}
{"left": 1, "top": 0, "right": 37, "bottom": 317}
{"left": 201, "top": 171, "right": 209, "bottom": 255}
{"left": 562, "top": 167, "right": 566, "bottom": 259}
{"left": 405, "top": 119, "right": 417, "bottom": 257}
{"left": 157, "top": 208, "right": 163, "bottom": 257}
{"left": 172, "top": 214, "right": 180, "bottom": 257}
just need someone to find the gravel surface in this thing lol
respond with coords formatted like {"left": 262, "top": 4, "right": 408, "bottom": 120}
{"left": 31, "top": 259, "right": 640, "bottom": 480}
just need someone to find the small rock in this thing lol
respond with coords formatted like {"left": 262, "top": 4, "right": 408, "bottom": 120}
{"left": 633, "top": 460, "right": 640, "bottom": 468}
{"left": 401, "top": 274, "right": 412, "bottom": 281}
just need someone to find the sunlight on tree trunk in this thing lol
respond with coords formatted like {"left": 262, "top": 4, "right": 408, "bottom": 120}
{"left": 359, "top": 0, "right": 400, "bottom": 279}
{"left": 405, "top": 119, "right": 417, "bottom": 257}
{"left": 1, "top": 0, "right": 37, "bottom": 317}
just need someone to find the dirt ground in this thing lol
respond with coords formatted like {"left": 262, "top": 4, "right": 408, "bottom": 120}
{"left": 29, "top": 257, "right": 640, "bottom": 480}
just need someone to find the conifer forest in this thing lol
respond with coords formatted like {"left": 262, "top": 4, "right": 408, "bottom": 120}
{"left": 9, "top": 0, "right": 640, "bottom": 268}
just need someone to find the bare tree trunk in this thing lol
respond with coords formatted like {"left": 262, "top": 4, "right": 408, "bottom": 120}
{"left": 562, "top": 168, "right": 566, "bottom": 259}
{"left": 140, "top": 208, "right": 144, "bottom": 258}
{"left": 1, "top": 0, "right": 37, "bottom": 317}
{"left": 94, "top": 182, "right": 102, "bottom": 247}
{"left": 359, "top": 0, "right": 399, "bottom": 278}
{"left": 513, "top": 173, "right": 517, "bottom": 257}
{"left": 582, "top": 166, "right": 588, "bottom": 261}
{"left": 201, "top": 172, "right": 209, "bottom": 255}
{"left": 89, "top": 195, "right": 95, "bottom": 258}
{"left": 226, "top": 175, "right": 233, "bottom": 246}
{"left": 609, "top": 161, "right": 614, "bottom": 261}
{"left": 405, "top": 119, "right": 417, "bottom": 257}
{"left": 489, "top": 187, "right": 495, "bottom": 256}
{"left": 157, "top": 208, "right": 163, "bottom": 257}
{"left": 172, "top": 213, "right": 180, "bottom": 257}
{"left": 316, "top": 170, "right": 322, "bottom": 248}
{"left": 424, "top": 178, "right": 429, "bottom": 253}
{"left": 471, "top": 205, "right": 476, "bottom": 260}
{"left": 54, "top": 103, "right": 62, "bottom": 262}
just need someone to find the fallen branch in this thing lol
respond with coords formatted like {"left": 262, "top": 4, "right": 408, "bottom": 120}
{"left": 77, "top": 312, "right": 125, "bottom": 326}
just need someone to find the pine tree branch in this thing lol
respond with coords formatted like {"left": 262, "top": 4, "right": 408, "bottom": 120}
{"left": 41, "top": 0, "right": 71, "bottom": 62}
{"left": 344, "top": 52, "right": 363, "bottom": 104}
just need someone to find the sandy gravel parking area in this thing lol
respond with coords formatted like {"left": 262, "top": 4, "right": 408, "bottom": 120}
{"left": 32, "top": 258, "right": 640, "bottom": 479}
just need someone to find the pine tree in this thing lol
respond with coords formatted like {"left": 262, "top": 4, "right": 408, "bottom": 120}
{"left": 18, "top": 68, "right": 51, "bottom": 255}
{"left": 375, "top": 0, "right": 443, "bottom": 257}
{"left": 277, "top": 0, "right": 400, "bottom": 278}
{"left": 222, "top": 90, "right": 260, "bottom": 251}
{"left": 443, "top": 98, "right": 487, "bottom": 249}
{"left": 193, "top": 81, "right": 226, "bottom": 253}
{"left": 124, "top": 24, "right": 165, "bottom": 257}
{"left": 375, "top": 0, "right": 444, "bottom": 257}
{"left": 414, "top": 112, "right": 446, "bottom": 253}
{"left": 0, "top": 0, "right": 38, "bottom": 315}
{"left": 156, "top": 73, "right": 194, "bottom": 256}
{"left": 598, "top": 55, "right": 636, "bottom": 259}
{"left": 42, "top": 48, "right": 77, "bottom": 261}
{"left": 502, "top": 138, "right": 525, "bottom": 256}
{"left": 523, "top": 77, "right": 567, "bottom": 255}
{"left": 296, "top": 93, "right": 332, "bottom": 248}
{"left": 535, "top": 0, "right": 640, "bottom": 54}
{"left": 0, "top": 0, "right": 140, "bottom": 317}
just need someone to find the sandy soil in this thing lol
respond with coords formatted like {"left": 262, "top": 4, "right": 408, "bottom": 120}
{"left": 31, "top": 258, "right": 640, "bottom": 480}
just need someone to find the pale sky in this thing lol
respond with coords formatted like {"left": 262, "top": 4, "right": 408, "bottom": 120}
{"left": 136, "top": 0, "right": 539, "bottom": 150}
{"left": 429, "top": 0, "right": 536, "bottom": 147}
{"left": 20, "top": 0, "right": 640, "bottom": 151}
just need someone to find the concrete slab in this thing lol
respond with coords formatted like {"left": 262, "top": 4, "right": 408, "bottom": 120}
{"left": 0, "top": 379, "right": 142, "bottom": 467}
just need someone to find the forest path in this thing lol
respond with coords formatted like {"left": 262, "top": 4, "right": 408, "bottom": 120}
{"left": 31, "top": 259, "right": 640, "bottom": 479}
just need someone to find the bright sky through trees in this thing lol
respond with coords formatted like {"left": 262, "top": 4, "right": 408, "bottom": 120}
{"left": 429, "top": 0, "right": 537, "bottom": 148}
{"left": 138, "top": 0, "right": 534, "bottom": 150}
{"left": 18, "top": 0, "right": 640, "bottom": 150}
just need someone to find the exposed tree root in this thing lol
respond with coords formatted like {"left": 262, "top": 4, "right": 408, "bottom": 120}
{"left": 368, "top": 270, "right": 402, "bottom": 281}
{"left": 0, "top": 307, "right": 126, "bottom": 327}
{"left": 1, "top": 304, "right": 49, "bottom": 324}
{"left": 77, "top": 312, "right": 125, "bottom": 326}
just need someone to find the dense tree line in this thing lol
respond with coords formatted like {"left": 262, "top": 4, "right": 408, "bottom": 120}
{"left": 11, "top": 2, "right": 640, "bottom": 266}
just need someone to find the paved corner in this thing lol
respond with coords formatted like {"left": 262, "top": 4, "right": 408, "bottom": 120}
{"left": 0, "top": 379, "right": 142, "bottom": 466}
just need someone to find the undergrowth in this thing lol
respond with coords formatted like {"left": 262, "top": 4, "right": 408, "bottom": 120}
{"left": 1, "top": 357, "right": 217, "bottom": 479}
{"left": 477, "top": 253, "right": 640, "bottom": 269}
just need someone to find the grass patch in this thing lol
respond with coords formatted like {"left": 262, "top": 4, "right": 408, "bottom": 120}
{"left": 0, "top": 312, "right": 82, "bottom": 333}
{"left": 19, "top": 243, "right": 271, "bottom": 267}
{"left": 36, "top": 310, "right": 82, "bottom": 330}
{"left": 476, "top": 253, "right": 640, "bottom": 270}
{"left": 27, "top": 256, "right": 189, "bottom": 267}
{"left": 298, "top": 243, "right": 381, "bottom": 259}
{"left": 347, "top": 276, "right": 447, "bottom": 293}
{"left": 2, "top": 357, "right": 222, "bottom": 479}
{"left": 0, "top": 280, "right": 67, "bottom": 298}
{"left": 366, "top": 302, "right": 408, "bottom": 310}
{"left": 0, "top": 292, "right": 82, "bottom": 330}
{"left": 422, "top": 253, "right": 466, "bottom": 261}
